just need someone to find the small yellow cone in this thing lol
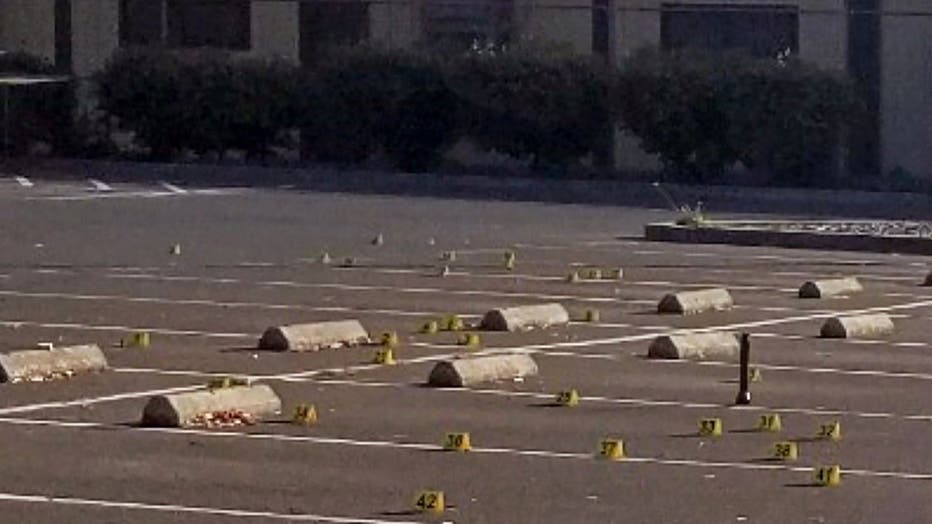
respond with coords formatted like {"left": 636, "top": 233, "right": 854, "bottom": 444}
{"left": 292, "top": 404, "right": 318, "bottom": 425}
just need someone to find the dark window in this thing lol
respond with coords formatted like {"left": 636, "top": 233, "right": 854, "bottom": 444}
{"left": 847, "top": 0, "right": 881, "bottom": 175}
{"left": 424, "top": 0, "right": 514, "bottom": 51}
{"left": 592, "top": 0, "right": 610, "bottom": 60}
{"left": 661, "top": 4, "right": 798, "bottom": 58}
{"left": 120, "top": 0, "right": 250, "bottom": 50}
{"left": 55, "top": 0, "right": 72, "bottom": 72}
{"left": 299, "top": 0, "right": 370, "bottom": 65}
{"left": 167, "top": 0, "right": 251, "bottom": 49}
{"left": 120, "top": 0, "right": 164, "bottom": 46}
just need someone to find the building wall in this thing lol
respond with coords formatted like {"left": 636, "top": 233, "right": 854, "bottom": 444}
{"left": 251, "top": 1, "right": 300, "bottom": 62}
{"left": 71, "top": 0, "right": 119, "bottom": 77}
{"left": 799, "top": 0, "right": 847, "bottom": 70}
{"left": 0, "top": 0, "right": 56, "bottom": 64}
{"left": 518, "top": 0, "right": 592, "bottom": 54}
{"left": 0, "top": 0, "right": 928, "bottom": 179}
{"left": 881, "top": 0, "right": 932, "bottom": 178}
{"left": 370, "top": 0, "right": 423, "bottom": 48}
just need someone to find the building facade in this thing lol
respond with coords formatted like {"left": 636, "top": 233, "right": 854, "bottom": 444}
{"left": 0, "top": 0, "right": 929, "bottom": 179}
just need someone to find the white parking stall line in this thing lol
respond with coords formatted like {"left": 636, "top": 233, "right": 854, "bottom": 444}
{"left": 0, "top": 491, "right": 425, "bottom": 524}
{"left": 87, "top": 178, "right": 113, "bottom": 192}
{"left": 0, "top": 417, "right": 930, "bottom": 482}
{"left": 0, "top": 319, "right": 252, "bottom": 340}
{"left": 159, "top": 181, "right": 187, "bottom": 194}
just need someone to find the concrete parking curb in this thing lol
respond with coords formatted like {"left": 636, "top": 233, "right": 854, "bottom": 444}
{"left": 647, "top": 332, "right": 739, "bottom": 360}
{"left": 258, "top": 320, "right": 370, "bottom": 351}
{"left": 799, "top": 277, "right": 863, "bottom": 299}
{"left": 658, "top": 289, "right": 733, "bottom": 315}
{"left": 0, "top": 344, "right": 108, "bottom": 383}
{"left": 141, "top": 384, "right": 282, "bottom": 427}
{"left": 820, "top": 313, "right": 895, "bottom": 339}
{"left": 479, "top": 303, "right": 570, "bottom": 332}
{"left": 427, "top": 354, "right": 539, "bottom": 387}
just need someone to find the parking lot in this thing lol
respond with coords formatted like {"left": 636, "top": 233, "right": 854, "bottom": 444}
{"left": 0, "top": 176, "right": 929, "bottom": 523}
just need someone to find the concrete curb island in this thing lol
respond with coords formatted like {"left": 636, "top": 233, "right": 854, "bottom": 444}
{"left": 645, "top": 222, "right": 932, "bottom": 255}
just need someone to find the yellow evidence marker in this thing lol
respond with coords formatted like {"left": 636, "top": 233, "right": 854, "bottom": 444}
{"left": 772, "top": 441, "right": 799, "bottom": 461}
{"left": 604, "top": 268, "right": 623, "bottom": 280}
{"left": 584, "top": 268, "right": 602, "bottom": 280}
{"left": 598, "top": 438, "right": 626, "bottom": 460}
{"left": 420, "top": 320, "right": 439, "bottom": 335}
{"left": 380, "top": 331, "right": 399, "bottom": 347}
{"left": 504, "top": 250, "right": 516, "bottom": 271}
{"left": 749, "top": 367, "right": 763, "bottom": 383}
{"left": 817, "top": 421, "right": 842, "bottom": 441}
{"left": 441, "top": 315, "right": 465, "bottom": 332}
{"left": 555, "top": 389, "right": 580, "bottom": 407}
{"left": 126, "top": 331, "right": 150, "bottom": 348}
{"left": 442, "top": 432, "right": 471, "bottom": 452}
{"left": 206, "top": 377, "right": 249, "bottom": 390}
{"left": 373, "top": 347, "right": 396, "bottom": 365}
{"left": 584, "top": 309, "right": 601, "bottom": 323}
{"left": 458, "top": 333, "right": 481, "bottom": 349}
{"left": 566, "top": 270, "right": 581, "bottom": 283}
{"left": 414, "top": 491, "right": 445, "bottom": 514}
{"left": 757, "top": 413, "right": 782, "bottom": 432}
{"left": 699, "top": 418, "right": 723, "bottom": 437}
{"left": 292, "top": 404, "right": 319, "bottom": 425}
{"left": 813, "top": 465, "right": 842, "bottom": 487}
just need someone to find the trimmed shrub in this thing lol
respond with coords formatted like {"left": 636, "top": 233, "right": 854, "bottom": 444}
{"left": 617, "top": 49, "right": 861, "bottom": 185}
{"left": 0, "top": 52, "right": 75, "bottom": 155}
{"left": 303, "top": 45, "right": 459, "bottom": 172}
{"left": 96, "top": 48, "right": 303, "bottom": 159}
{"left": 446, "top": 44, "right": 614, "bottom": 167}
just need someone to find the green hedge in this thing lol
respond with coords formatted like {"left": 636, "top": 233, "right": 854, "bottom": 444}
{"left": 0, "top": 52, "right": 75, "bottom": 155}
{"left": 617, "top": 49, "right": 861, "bottom": 185}
{"left": 302, "top": 46, "right": 458, "bottom": 172}
{"left": 446, "top": 45, "right": 615, "bottom": 167}
{"left": 97, "top": 48, "right": 303, "bottom": 159}
{"left": 92, "top": 45, "right": 864, "bottom": 186}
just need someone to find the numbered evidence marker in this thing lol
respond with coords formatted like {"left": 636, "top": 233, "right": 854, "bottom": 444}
{"left": 442, "top": 432, "right": 472, "bottom": 452}
{"left": 206, "top": 376, "right": 249, "bottom": 390}
{"left": 458, "top": 333, "right": 481, "bottom": 348}
{"left": 420, "top": 320, "right": 440, "bottom": 335}
{"left": 292, "top": 404, "right": 319, "bottom": 425}
{"left": 414, "top": 490, "right": 445, "bottom": 514}
{"left": 555, "top": 389, "right": 580, "bottom": 407}
{"left": 123, "top": 331, "right": 150, "bottom": 348}
{"left": 597, "top": 438, "right": 626, "bottom": 461}
{"left": 441, "top": 315, "right": 465, "bottom": 332}
{"left": 813, "top": 465, "right": 842, "bottom": 487}
{"left": 757, "top": 413, "right": 782, "bottom": 432}
{"left": 772, "top": 441, "right": 799, "bottom": 461}
{"left": 373, "top": 347, "right": 396, "bottom": 365}
{"left": 380, "top": 331, "right": 399, "bottom": 347}
{"left": 817, "top": 421, "right": 842, "bottom": 441}
{"left": 699, "top": 418, "right": 724, "bottom": 437}
{"left": 749, "top": 367, "right": 763, "bottom": 383}
{"left": 504, "top": 250, "right": 516, "bottom": 270}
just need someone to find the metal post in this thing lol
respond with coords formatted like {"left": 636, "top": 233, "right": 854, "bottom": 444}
{"left": 735, "top": 332, "right": 751, "bottom": 405}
